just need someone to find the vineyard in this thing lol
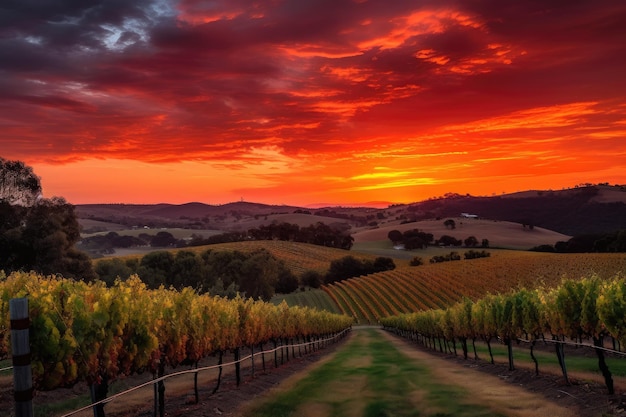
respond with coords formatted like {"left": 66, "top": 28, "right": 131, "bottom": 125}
{"left": 321, "top": 251, "right": 626, "bottom": 323}
{"left": 4, "top": 241, "right": 626, "bottom": 414}
{"left": 0, "top": 271, "right": 352, "bottom": 415}
{"left": 380, "top": 274, "right": 626, "bottom": 395}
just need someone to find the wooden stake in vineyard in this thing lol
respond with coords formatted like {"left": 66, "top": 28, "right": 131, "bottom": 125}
{"left": 10, "top": 298, "right": 34, "bottom": 417}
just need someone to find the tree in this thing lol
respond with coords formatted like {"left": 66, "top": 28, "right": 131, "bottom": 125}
{"left": 150, "top": 231, "right": 177, "bottom": 247}
{"left": 238, "top": 249, "right": 282, "bottom": 300}
{"left": 95, "top": 258, "right": 134, "bottom": 286}
{"left": 2, "top": 196, "right": 96, "bottom": 280}
{"left": 444, "top": 219, "right": 456, "bottom": 229}
{"left": 464, "top": 236, "right": 478, "bottom": 247}
{"left": 387, "top": 229, "right": 403, "bottom": 244}
{"left": 170, "top": 250, "right": 208, "bottom": 289}
{"left": 437, "top": 235, "right": 461, "bottom": 246}
{"left": 300, "top": 270, "right": 322, "bottom": 288}
{"left": 137, "top": 251, "right": 174, "bottom": 288}
{"left": 201, "top": 250, "right": 246, "bottom": 291}
{"left": 403, "top": 229, "right": 434, "bottom": 245}
{"left": 404, "top": 236, "right": 426, "bottom": 250}
{"left": 1, "top": 171, "right": 86, "bottom": 276}
{"left": 275, "top": 269, "right": 299, "bottom": 294}
{"left": 530, "top": 244, "right": 555, "bottom": 253}
{"left": 325, "top": 256, "right": 365, "bottom": 284}
{"left": 409, "top": 256, "right": 424, "bottom": 266}
{"left": 0, "top": 157, "right": 42, "bottom": 206}
{"left": 373, "top": 257, "right": 396, "bottom": 272}
{"left": 0, "top": 201, "right": 25, "bottom": 268}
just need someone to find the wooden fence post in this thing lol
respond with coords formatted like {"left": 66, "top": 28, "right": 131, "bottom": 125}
{"left": 10, "top": 298, "right": 34, "bottom": 417}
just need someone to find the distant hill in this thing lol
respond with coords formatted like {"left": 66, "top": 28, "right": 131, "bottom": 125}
{"left": 392, "top": 185, "right": 626, "bottom": 236}
{"left": 76, "top": 184, "right": 626, "bottom": 238}
{"left": 76, "top": 201, "right": 302, "bottom": 230}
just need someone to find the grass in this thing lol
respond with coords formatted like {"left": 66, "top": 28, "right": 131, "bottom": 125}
{"left": 468, "top": 340, "right": 626, "bottom": 378}
{"left": 0, "top": 358, "right": 12, "bottom": 376}
{"left": 34, "top": 395, "right": 92, "bottom": 417}
{"left": 241, "top": 328, "right": 507, "bottom": 417}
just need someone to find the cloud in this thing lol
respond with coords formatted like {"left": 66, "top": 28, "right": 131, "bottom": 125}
{"left": 1, "top": 0, "right": 625, "bottom": 203}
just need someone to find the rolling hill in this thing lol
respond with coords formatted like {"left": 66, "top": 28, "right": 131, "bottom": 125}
{"left": 76, "top": 184, "right": 626, "bottom": 238}
{"left": 352, "top": 218, "right": 570, "bottom": 250}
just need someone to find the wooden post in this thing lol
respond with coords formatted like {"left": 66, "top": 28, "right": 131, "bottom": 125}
{"left": 10, "top": 298, "right": 34, "bottom": 417}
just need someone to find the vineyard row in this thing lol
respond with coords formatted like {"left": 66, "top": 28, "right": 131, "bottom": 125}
{"left": 0, "top": 271, "right": 353, "bottom": 413}
{"left": 61, "top": 329, "right": 350, "bottom": 417}
{"left": 380, "top": 274, "right": 626, "bottom": 395}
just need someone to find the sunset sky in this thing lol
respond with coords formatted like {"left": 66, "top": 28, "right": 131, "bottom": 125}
{"left": 1, "top": 0, "right": 625, "bottom": 207}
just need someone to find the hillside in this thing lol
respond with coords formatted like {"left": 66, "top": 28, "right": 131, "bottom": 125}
{"left": 392, "top": 184, "right": 626, "bottom": 235}
{"left": 76, "top": 184, "right": 626, "bottom": 238}
{"left": 76, "top": 201, "right": 302, "bottom": 229}
{"left": 352, "top": 218, "right": 570, "bottom": 250}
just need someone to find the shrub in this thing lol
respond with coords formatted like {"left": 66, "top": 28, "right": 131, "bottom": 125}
{"left": 409, "top": 256, "right": 424, "bottom": 266}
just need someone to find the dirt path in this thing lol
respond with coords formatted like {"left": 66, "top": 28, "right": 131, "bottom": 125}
{"left": 378, "top": 331, "right": 613, "bottom": 417}
{"left": 233, "top": 328, "right": 620, "bottom": 417}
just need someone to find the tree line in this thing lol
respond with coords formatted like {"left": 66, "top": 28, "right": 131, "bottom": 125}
{"left": 531, "top": 230, "right": 626, "bottom": 253}
{"left": 96, "top": 251, "right": 397, "bottom": 300}
{"left": 189, "top": 221, "right": 354, "bottom": 250}
{"left": 80, "top": 221, "right": 355, "bottom": 257}
{"left": 387, "top": 228, "right": 489, "bottom": 250}
{"left": 95, "top": 248, "right": 301, "bottom": 301}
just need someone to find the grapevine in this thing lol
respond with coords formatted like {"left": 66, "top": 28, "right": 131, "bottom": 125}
{"left": 0, "top": 271, "right": 352, "bottom": 393}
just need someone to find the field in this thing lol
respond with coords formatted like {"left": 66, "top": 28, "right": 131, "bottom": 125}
{"left": 352, "top": 218, "right": 571, "bottom": 250}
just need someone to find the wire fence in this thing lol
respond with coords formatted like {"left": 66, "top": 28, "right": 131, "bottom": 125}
{"left": 515, "top": 336, "right": 626, "bottom": 356}
{"left": 60, "top": 329, "right": 350, "bottom": 417}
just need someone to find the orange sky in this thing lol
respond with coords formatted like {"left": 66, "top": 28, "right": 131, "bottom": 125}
{"left": 1, "top": 1, "right": 625, "bottom": 206}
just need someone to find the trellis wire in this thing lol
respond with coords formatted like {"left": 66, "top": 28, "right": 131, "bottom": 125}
{"left": 60, "top": 329, "right": 349, "bottom": 417}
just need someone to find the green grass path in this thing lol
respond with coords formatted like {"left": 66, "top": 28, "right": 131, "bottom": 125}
{"left": 241, "top": 328, "right": 507, "bottom": 417}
